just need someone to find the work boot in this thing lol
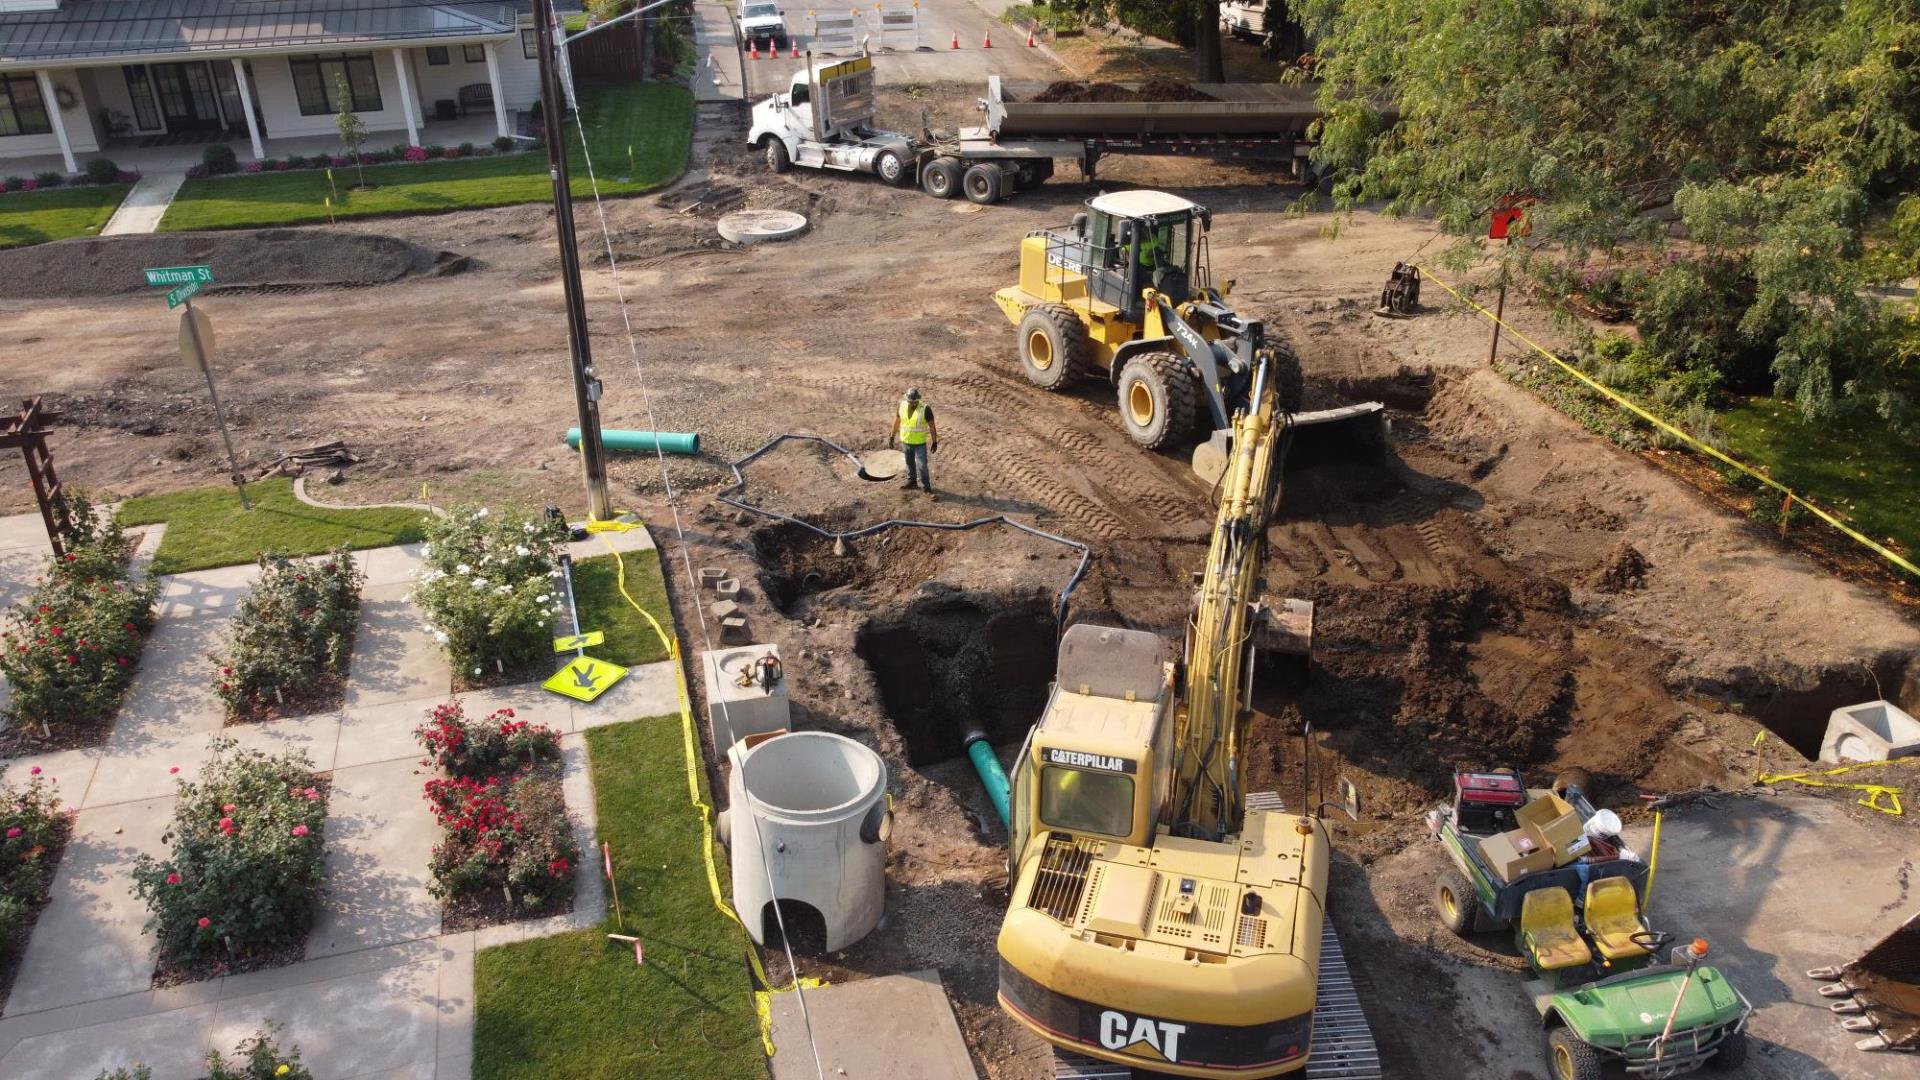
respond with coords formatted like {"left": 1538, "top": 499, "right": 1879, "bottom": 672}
{"left": 900, "top": 480, "right": 919, "bottom": 491}
{"left": 925, "top": 487, "right": 938, "bottom": 502}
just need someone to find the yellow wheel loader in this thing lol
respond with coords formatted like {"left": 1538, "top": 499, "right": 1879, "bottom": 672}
{"left": 992, "top": 190, "right": 1383, "bottom": 486}
{"left": 994, "top": 347, "right": 1380, "bottom": 1078}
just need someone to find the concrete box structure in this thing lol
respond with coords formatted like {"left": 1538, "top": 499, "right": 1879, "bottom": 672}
{"left": 701, "top": 644, "right": 791, "bottom": 758}
{"left": 1820, "top": 700, "right": 1920, "bottom": 763}
{"left": 728, "top": 731, "right": 890, "bottom": 952}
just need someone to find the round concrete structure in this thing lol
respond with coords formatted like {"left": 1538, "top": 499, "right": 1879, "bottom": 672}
{"left": 728, "top": 731, "right": 889, "bottom": 951}
{"left": 718, "top": 208, "right": 809, "bottom": 245}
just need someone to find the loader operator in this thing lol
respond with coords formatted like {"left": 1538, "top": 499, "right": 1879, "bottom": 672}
{"left": 887, "top": 388, "right": 939, "bottom": 498}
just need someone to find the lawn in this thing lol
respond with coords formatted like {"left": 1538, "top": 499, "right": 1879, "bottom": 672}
{"left": 1716, "top": 395, "right": 1920, "bottom": 560}
{"left": 116, "top": 477, "right": 430, "bottom": 574}
{"left": 158, "top": 81, "right": 693, "bottom": 231}
{"left": 0, "top": 185, "right": 130, "bottom": 249}
{"left": 570, "top": 551, "right": 674, "bottom": 666}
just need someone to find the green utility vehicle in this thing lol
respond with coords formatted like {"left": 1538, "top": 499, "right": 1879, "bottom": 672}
{"left": 1426, "top": 771, "right": 1752, "bottom": 1079}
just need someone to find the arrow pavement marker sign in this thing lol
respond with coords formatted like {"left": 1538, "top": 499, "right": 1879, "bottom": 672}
{"left": 553, "top": 630, "right": 606, "bottom": 654}
{"left": 543, "top": 654, "right": 628, "bottom": 702}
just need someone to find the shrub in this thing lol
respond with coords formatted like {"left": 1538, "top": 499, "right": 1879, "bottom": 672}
{"left": 203, "top": 1024, "right": 315, "bottom": 1080}
{"left": 84, "top": 158, "right": 119, "bottom": 185}
{"left": 329, "top": 155, "right": 351, "bottom": 168}
{"left": 412, "top": 507, "right": 568, "bottom": 679}
{"left": 443, "top": 147, "right": 462, "bottom": 160}
{"left": 3, "top": 175, "right": 22, "bottom": 189}
{"left": 425, "top": 771, "right": 576, "bottom": 910}
{"left": 243, "top": 161, "right": 263, "bottom": 174}
{"left": 211, "top": 550, "right": 364, "bottom": 718}
{"left": 114, "top": 170, "right": 141, "bottom": 183}
{"left": 459, "top": 141, "right": 476, "bottom": 156}
{"left": 90, "top": 1068, "right": 151, "bottom": 1080}
{"left": 131, "top": 739, "right": 328, "bottom": 967}
{"left": 273, "top": 159, "right": 290, "bottom": 171}
{"left": 416, "top": 701, "right": 561, "bottom": 780}
{"left": 0, "top": 770, "right": 65, "bottom": 951}
{"left": 185, "top": 164, "right": 209, "bottom": 180}
{"left": 202, "top": 144, "right": 238, "bottom": 175}
{"left": 424, "top": 144, "right": 446, "bottom": 159}
{"left": 358, "top": 152, "right": 378, "bottom": 165}
{"left": 492, "top": 135, "right": 514, "bottom": 152}
{"left": 19, "top": 178, "right": 37, "bottom": 191}
{"left": 32, "top": 171, "right": 63, "bottom": 188}
{"left": 403, "top": 145, "right": 429, "bottom": 162}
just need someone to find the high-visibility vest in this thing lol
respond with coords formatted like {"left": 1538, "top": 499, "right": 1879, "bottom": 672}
{"left": 898, "top": 400, "right": 930, "bottom": 445}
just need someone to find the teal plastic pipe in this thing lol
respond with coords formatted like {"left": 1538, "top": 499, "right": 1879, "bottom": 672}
{"left": 965, "top": 733, "right": 1010, "bottom": 829}
{"left": 563, "top": 428, "right": 700, "bottom": 455}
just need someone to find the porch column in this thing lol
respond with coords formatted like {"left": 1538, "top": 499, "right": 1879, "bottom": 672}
{"left": 483, "top": 42, "right": 509, "bottom": 139}
{"left": 390, "top": 49, "right": 419, "bottom": 146}
{"left": 34, "top": 70, "right": 75, "bottom": 174}
{"left": 230, "top": 59, "right": 265, "bottom": 161}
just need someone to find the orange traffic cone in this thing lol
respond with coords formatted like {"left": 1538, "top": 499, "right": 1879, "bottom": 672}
{"left": 1026, "top": 28, "right": 1036, "bottom": 46}
{"left": 750, "top": 40, "right": 760, "bottom": 59}
{"left": 983, "top": 28, "right": 993, "bottom": 47}
{"left": 791, "top": 40, "right": 801, "bottom": 58}
{"left": 950, "top": 31, "right": 960, "bottom": 49}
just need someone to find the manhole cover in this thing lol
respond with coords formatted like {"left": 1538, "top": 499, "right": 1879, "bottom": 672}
{"left": 857, "top": 448, "right": 906, "bottom": 481}
{"left": 718, "top": 209, "right": 809, "bottom": 244}
{"left": 951, "top": 203, "right": 985, "bottom": 214}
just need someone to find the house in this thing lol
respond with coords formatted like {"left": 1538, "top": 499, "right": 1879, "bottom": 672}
{"left": 0, "top": 0, "right": 558, "bottom": 173}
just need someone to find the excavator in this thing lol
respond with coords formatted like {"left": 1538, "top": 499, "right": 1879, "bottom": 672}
{"left": 993, "top": 343, "right": 1381, "bottom": 1078}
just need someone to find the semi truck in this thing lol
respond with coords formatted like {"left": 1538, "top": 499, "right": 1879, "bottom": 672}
{"left": 747, "top": 55, "right": 1326, "bottom": 203}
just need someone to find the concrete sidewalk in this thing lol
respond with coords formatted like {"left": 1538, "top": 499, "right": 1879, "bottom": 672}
{"left": 100, "top": 171, "right": 187, "bottom": 236}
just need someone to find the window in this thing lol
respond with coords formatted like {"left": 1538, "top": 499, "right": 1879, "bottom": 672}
{"left": 0, "top": 74, "right": 52, "bottom": 137}
{"left": 288, "top": 53, "right": 382, "bottom": 116}
{"left": 426, "top": 46, "right": 450, "bottom": 65}
{"left": 122, "top": 66, "right": 160, "bottom": 130}
{"left": 463, "top": 44, "right": 486, "bottom": 63}
{"left": 522, "top": 29, "right": 540, "bottom": 60}
{"left": 1038, "top": 766, "right": 1134, "bottom": 838}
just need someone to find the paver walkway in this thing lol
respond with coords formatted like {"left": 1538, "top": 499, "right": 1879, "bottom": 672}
{"left": 0, "top": 517, "right": 669, "bottom": 1079}
{"left": 100, "top": 171, "right": 188, "bottom": 236}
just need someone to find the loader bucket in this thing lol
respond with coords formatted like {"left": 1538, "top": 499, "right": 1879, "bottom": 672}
{"left": 1191, "top": 401, "right": 1389, "bottom": 488}
{"left": 1839, "top": 911, "right": 1920, "bottom": 1050}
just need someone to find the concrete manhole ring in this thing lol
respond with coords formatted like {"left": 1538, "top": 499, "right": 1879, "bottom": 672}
{"left": 950, "top": 203, "right": 985, "bottom": 214}
{"left": 718, "top": 209, "right": 809, "bottom": 244}
{"left": 857, "top": 448, "right": 906, "bottom": 481}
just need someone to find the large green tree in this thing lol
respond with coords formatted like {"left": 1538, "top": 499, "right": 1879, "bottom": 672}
{"left": 1100, "top": 0, "right": 1228, "bottom": 81}
{"left": 1299, "top": 0, "right": 1920, "bottom": 423}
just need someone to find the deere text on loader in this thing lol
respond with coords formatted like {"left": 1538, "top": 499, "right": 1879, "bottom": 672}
{"left": 993, "top": 190, "right": 1384, "bottom": 486}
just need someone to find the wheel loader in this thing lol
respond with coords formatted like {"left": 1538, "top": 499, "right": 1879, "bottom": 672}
{"left": 992, "top": 190, "right": 1384, "bottom": 486}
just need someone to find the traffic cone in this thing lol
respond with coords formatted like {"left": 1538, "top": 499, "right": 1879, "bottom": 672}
{"left": 983, "top": 28, "right": 992, "bottom": 47}
{"left": 1026, "top": 28, "right": 1036, "bottom": 46}
{"left": 950, "top": 30, "right": 959, "bottom": 49}
{"left": 750, "top": 40, "right": 760, "bottom": 59}
{"left": 791, "top": 40, "right": 801, "bottom": 58}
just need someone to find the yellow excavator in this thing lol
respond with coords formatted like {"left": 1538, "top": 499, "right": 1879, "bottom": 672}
{"left": 994, "top": 347, "right": 1380, "bottom": 1077}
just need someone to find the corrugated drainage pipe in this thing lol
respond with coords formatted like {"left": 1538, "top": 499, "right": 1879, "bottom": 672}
{"left": 964, "top": 731, "right": 1010, "bottom": 829}
{"left": 563, "top": 427, "right": 701, "bottom": 455}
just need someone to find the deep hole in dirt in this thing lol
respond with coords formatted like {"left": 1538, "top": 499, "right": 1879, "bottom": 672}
{"left": 855, "top": 590, "right": 1058, "bottom": 767}
{"left": 753, "top": 519, "right": 972, "bottom": 617}
{"left": 1743, "top": 656, "right": 1915, "bottom": 759}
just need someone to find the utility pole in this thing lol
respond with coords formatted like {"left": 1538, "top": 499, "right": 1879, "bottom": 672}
{"left": 535, "top": 0, "right": 613, "bottom": 521}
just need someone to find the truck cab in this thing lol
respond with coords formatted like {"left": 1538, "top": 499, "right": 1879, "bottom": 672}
{"left": 748, "top": 55, "right": 918, "bottom": 185}
{"left": 739, "top": 0, "right": 788, "bottom": 49}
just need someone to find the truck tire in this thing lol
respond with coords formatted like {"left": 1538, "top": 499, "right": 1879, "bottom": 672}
{"left": 764, "top": 137, "right": 791, "bottom": 174}
{"left": 875, "top": 149, "right": 911, "bottom": 187}
{"left": 1116, "top": 352, "right": 1197, "bottom": 450}
{"left": 1545, "top": 1027, "right": 1604, "bottom": 1080}
{"left": 1436, "top": 869, "right": 1477, "bottom": 937}
{"left": 963, "top": 161, "right": 1005, "bottom": 205}
{"left": 1018, "top": 305, "right": 1091, "bottom": 390}
{"left": 1705, "top": 1031, "right": 1748, "bottom": 1070}
{"left": 921, "top": 156, "right": 961, "bottom": 199}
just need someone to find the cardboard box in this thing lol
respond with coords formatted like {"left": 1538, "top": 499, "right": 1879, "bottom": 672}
{"left": 1514, "top": 794, "right": 1585, "bottom": 867}
{"left": 1478, "top": 831, "right": 1555, "bottom": 884}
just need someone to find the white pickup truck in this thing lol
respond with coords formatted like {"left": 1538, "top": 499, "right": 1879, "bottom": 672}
{"left": 739, "top": 0, "right": 789, "bottom": 50}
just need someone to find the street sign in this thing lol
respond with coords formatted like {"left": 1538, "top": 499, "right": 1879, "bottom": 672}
{"left": 178, "top": 307, "right": 215, "bottom": 372}
{"left": 143, "top": 265, "right": 214, "bottom": 287}
{"left": 543, "top": 654, "right": 628, "bottom": 702}
{"left": 553, "top": 630, "right": 606, "bottom": 653}
{"left": 166, "top": 280, "right": 202, "bottom": 309}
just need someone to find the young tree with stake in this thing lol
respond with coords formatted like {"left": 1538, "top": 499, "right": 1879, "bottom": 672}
{"left": 334, "top": 72, "right": 369, "bottom": 189}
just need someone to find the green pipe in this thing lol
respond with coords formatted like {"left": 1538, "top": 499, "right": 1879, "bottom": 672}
{"left": 965, "top": 733, "right": 1010, "bottom": 829}
{"left": 563, "top": 428, "right": 701, "bottom": 455}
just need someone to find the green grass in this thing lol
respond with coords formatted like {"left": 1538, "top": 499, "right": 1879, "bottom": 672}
{"left": 0, "top": 184, "right": 130, "bottom": 249}
{"left": 1715, "top": 395, "right": 1920, "bottom": 560}
{"left": 571, "top": 552, "right": 674, "bottom": 666}
{"left": 116, "top": 477, "right": 430, "bottom": 574}
{"left": 158, "top": 81, "right": 693, "bottom": 231}
{"left": 474, "top": 718, "right": 763, "bottom": 1080}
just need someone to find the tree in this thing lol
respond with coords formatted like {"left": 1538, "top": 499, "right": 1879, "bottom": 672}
{"left": 1298, "top": 0, "right": 1920, "bottom": 425}
{"left": 1102, "top": 0, "right": 1227, "bottom": 82}
{"left": 333, "top": 72, "right": 369, "bottom": 190}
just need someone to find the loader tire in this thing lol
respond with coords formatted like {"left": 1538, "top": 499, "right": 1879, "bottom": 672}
{"left": 921, "top": 156, "right": 961, "bottom": 199}
{"left": 1018, "top": 305, "right": 1092, "bottom": 390}
{"left": 876, "top": 148, "right": 911, "bottom": 187}
{"left": 1117, "top": 352, "right": 1198, "bottom": 451}
{"left": 963, "top": 161, "right": 1005, "bottom": 205}
{"left": 765, "top": 137, "right": 791, "bottom": 174}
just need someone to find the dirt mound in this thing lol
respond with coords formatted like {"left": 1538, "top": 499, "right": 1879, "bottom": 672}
{"left": 1589, "top": 540, "right": 1650, "bottom": 592}
{"left": 1027, "top": 78, "right": 1217, "bottom": 103}
{"left": 0, "top": 229, "right": 461, "bottom": 299}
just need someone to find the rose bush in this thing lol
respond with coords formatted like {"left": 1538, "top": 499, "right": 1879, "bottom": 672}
{"left": 0, "top": 769, "right": 66, "bottom": 951}
{"left": 92, "top": 1025, "right": 314, "bottom": 1080}
{"left": 211, "top": 550, "right": 364, "bottom": 718}
{"left": 415, "top": 701, "right": 561, "bottom": 779}
{"left": 130, "top": 739, "right": 328, "bottom": 968}
{"left": 410, "top": 507, "right": 568, "bottom": 680}
{"left": 424, "top": 771, "right": 576, "bottom": 912}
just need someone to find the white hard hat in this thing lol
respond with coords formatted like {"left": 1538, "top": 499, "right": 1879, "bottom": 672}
{"left": 1585, "top": 809, "right": 1623, "bottom": 838}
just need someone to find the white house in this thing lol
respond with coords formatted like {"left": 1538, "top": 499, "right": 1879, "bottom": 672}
{"left": 0, "top": 0, "right": 557, "bottom": 172}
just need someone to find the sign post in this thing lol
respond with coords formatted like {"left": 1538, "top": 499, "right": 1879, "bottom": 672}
{"left": 1485, "top": 199, "right": 1531, "bottom": 366}
{"left": 177, "top": 301, "right": 250, "bottom": 510}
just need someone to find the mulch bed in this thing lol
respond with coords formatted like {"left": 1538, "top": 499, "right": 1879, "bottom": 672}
{"left": 0, "top": 711, "right": 120, "bottom": 756}
{"left": 0, "top": 815, "right": 73, "bottom": 1016}
{"left": 221, "top": 658, "right": 353, "bottom": 728}
{"left": 451, "top": 655, "right": 549, "bottom": 694}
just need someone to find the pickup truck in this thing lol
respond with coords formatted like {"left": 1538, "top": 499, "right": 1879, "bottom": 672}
{"left": 739, "top": 0, "right": 788, "bottom": 50}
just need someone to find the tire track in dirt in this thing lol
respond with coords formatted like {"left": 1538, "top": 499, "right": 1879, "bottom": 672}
{"left": 977, "top": 444, "right": 1129, "bottom": 540}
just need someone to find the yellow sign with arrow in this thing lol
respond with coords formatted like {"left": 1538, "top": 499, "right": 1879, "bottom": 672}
{"left": 553, "top": 630, "right": 606, "bottom": 653}
{"left": 544, "top": 654, "right": 629, "bottom": 703}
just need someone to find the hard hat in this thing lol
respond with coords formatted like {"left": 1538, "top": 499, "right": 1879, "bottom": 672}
{"left": 1585, "top": 809, "right": 1622, "bottom": 838}
{"left": 905, "top": 387, "right": 922, "bottom": 401}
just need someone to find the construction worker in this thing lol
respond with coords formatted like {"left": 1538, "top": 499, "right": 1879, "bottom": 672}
{"left": 887, "top": 387, "right": 938, "bottom": 497}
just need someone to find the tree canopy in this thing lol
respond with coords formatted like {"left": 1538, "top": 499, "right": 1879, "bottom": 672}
{"left": 1299, "top": 0, "right": 1920, "bottom": 424}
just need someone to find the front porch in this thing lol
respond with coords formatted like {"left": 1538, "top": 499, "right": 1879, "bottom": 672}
{"left": 1, "top": 113, "right": 512, "bottom": 178}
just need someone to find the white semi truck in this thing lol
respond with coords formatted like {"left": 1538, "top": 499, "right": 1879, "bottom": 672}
{"left": 748, "top": 54, "right": 1325, "bottom": 203}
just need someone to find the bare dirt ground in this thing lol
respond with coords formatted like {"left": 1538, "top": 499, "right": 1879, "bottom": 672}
{"left": 3, "top": 88, "right": 1918, "bottom": 1079}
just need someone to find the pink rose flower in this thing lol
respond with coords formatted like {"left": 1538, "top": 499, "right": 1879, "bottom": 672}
{"left": 166, "top": 872, "right": 181, "bottom": 885}
{"left": 197, "top": 917, "right": 210, "bottom": 928}
{"left": 291, "top": 824, "right": 309, "bottom": 837}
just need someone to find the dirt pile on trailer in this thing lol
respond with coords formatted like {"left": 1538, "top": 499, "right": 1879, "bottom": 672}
{"left": 1027, "top": 78, "right": 1218, "bottom": 103}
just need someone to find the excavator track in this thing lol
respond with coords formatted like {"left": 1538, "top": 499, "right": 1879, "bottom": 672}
{"left": 1051, "top": 922, "right": 1383, "bottom": 1079}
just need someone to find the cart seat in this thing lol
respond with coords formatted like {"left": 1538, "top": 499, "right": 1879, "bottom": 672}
{"left": 1583, "top": 877, "right": 1650, "bottom": 962}
{"left": 1521, "top": 886, "right": 1592, "bottom": 971}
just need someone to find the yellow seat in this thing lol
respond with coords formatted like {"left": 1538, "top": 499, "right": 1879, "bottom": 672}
{"left": 1521, "top": 886, "right": 1593, "bottom": 971}
{"left": 1584, "top": 877, "right": 1650, "bottom": 962}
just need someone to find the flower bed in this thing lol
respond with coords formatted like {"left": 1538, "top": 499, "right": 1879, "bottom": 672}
{"left": 415, "top": 701, "right": 575, "bottom": 931}
{"left": 411, "top": 506, "right": 569, "bottom": 689}
{"left": 0, "top": 493, "right": 158, "bottom": 751}
{"left": 91, "top": 1024, "right": 315, "bottom": 1080}
{"left": 0, "top": 768, "right": 72, "bottom": 1014}
{"left": 131, "top": 739, "right": 329, "bottom": 984}
{"left": 211, "top": 550, "right": 365, "bottom": 723}
{"left": 187, "top": 138, "right": 523, "bottom": 180}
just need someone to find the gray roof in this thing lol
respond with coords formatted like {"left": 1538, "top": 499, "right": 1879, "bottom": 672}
{"left": 0, "top": 0, "right": 526, "bottom": 65}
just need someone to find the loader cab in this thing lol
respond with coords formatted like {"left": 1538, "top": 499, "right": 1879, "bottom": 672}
{"left": 1072, "top": 191, "right": 1208, "bottom": 321}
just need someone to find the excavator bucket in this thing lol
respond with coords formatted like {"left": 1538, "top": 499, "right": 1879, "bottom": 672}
{"left": 1191, "top": 402, "right": 1389, "bottom": 488}
{"left": 1815, "top": 910, "right": 1920, "bottom": 1051}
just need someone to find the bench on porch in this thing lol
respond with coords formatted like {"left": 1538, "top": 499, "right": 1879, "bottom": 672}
{"left": 457, "top": 83, "right": 493, "bottom": 116}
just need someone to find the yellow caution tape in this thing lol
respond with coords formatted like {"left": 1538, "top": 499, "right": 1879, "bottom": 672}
{"left": 1755, "top": 758, "right": 1917, "bottom": 815}
{"left": 1413, "top": 264, "right": 1920, "bottom": 580}
{"left": 755, "top": 978, "right": 827, "bottom": 1057}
